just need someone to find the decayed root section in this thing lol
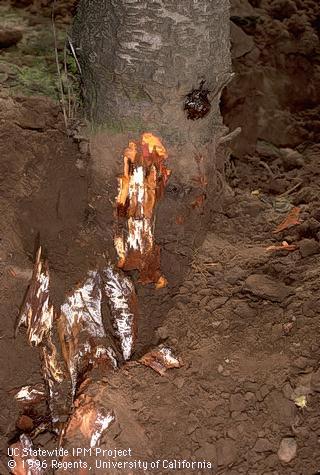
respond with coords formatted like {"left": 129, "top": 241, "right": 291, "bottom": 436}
{"left": 62, "top": 393, "right": 115, "bottom": 449}
{"left": 115, "top": 132, "right": 171, "bottom": 285}
{"left": 57, "top": 270, "right": 115, "bottom": 398}
{"left": 40, "top": 333, "right": 71, "bottom": 430}
{"left": 13, "top": 384, "right": 46, "bottom": 406}
{"left": 16, "top": 247, "right": 53, "bottom": 346}
{"left": 102, "top": 264, "right": 138, "bottom": 361}
{"left": 12, "top": 242, "right": 183, "bottom": 472}
{"left": 10, "top": 434, "right": 44, "bottom": 475}
{"left": 15, "top": 248, "right": 70, "bottom": 431}
{"left": 13, "top": 251, "right": 140, "bottom": 454}
{"left": 139, "top": 345, "right": 183, "bottom": 376}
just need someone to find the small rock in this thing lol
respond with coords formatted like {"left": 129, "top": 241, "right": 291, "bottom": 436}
{"left": 277, "top": 437, "right": 297, "bottom": 463}
{"left": 244, "top": 274, "right": 294, "bottom": 302}
{"left": 299, "top": 239, "right": 320, "bottom": 258}
{"left": 253, "top": 438, "right": 274, "bottom": 453}
{"left": 0, "top": 29, "right": 23, "bottom": 48}
{"left": 216, "top": 438, "right": 238, "bottom": 466}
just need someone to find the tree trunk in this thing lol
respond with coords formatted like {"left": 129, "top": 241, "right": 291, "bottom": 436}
{"left": 72, "top": 0, "right": 232, "bottom": 351}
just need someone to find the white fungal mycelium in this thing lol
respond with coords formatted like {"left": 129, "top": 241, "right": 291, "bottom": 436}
{"left": 90, "top": 411, "right": 115, "bottom": 448}
{"left": 15, "top": 385, "right": 45, "bottom": 402}
{"left": 129, "top": 166, "right": 145, "bottom": 209}
{"left": 103, "top": 265, "right": 136, "bottom": 361}
{"left": 127, "top": 217, "right": 153, "bottom": 253}
{"left": 61, "top": 271, "right": 105, "bottom": 338}
{"left": 158, "top": 346, "right": 180, "bottom": 367}
{"left": 19, "top": 249, "right": 53, "bottom": 346}
{"left": 29, "top": 296, "right": 53, "bottom": 346}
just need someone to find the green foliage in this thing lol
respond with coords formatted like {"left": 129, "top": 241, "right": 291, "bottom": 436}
{"left": 15, "top": 62, "right": 59, "bottom": 98}
{"left": 0, "top": 3, "right": 81, "bottom": 111}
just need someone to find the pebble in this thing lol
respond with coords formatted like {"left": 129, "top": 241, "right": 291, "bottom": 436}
{"left": 277, "top": 437, "right": 297, "bottom": 463}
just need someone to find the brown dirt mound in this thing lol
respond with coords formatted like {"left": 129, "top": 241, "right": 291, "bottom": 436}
{"left": 0, "top": 93, "right": 320, "bottom": 474}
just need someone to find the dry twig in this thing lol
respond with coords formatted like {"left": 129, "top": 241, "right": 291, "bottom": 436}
{"left": 52, "top": 0, "right": 68, "bottom": 131}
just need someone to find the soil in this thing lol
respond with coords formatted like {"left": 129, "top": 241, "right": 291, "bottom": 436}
{"left": 1, "top": 1, "right": 320, "bottom": 475}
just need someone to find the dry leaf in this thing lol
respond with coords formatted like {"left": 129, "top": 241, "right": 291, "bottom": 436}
{"left": 273, "top": 207, "right": 301, "bottom": 234}
{"left": 266, "top": 241, "right": 297, "bottom": 252}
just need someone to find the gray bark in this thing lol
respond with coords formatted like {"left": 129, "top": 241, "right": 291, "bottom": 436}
{"left": 72, "top": 0, "right": 231, "bottom": 148}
